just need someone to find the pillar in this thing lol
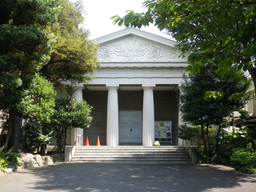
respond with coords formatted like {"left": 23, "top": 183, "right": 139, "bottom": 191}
{"left": 178, "top": 85, "right": 185, "bottom": 146}
{"left": 71, "top": 87, "right": 84, "bottom": 146}
{"left": 142, "top": 85, "right": 155, "bottom": 146}
{"left": 106, "top": 85, "right": 119, "bottom": 146}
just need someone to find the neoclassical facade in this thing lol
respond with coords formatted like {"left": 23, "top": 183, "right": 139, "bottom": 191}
{"left": 68, "top": 28, "right": 188, "bottom": 147}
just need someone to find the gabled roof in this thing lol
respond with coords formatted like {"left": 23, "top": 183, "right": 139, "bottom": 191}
{"left": 96, "top": 28, "right": 187, "bottom": 63}
{"left": 96, "top": 27, "right": 176, "bottom": 47}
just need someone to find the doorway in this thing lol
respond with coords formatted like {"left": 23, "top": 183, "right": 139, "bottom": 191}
{"left": 119, "top": 111, "right": 142, "bottom": 144}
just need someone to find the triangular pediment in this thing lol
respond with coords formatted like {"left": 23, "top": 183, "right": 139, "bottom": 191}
{"left": 96, "top": 28, "right": 188, "bottom": 63}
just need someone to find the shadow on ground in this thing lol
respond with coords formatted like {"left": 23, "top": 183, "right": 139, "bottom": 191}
{"left": 1, "top": 163, "right": 256, "bottom": 192}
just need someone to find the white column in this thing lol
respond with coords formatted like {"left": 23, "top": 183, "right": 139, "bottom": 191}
{"left": 72, "top": 87, "right": 84, "bottom": 146}
{"left": 73, "top": 87, "right": 83, "bottom": 102}
{"left": 142, "top": 85, "right": 155, "bottom": 146}
{"left": 106, "top": 85, "right": 119, "bottom": 146}
{"left": 178, "top": 85, "right": 185, "bottom": 146}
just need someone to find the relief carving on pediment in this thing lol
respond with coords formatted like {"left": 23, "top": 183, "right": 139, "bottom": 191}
{"left": 98, "top": 37, "right": 186, "bottom": 62}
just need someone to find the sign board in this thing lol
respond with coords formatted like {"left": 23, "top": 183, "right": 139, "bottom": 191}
{"left": 155, "top": 121, "right": 172, "bottom": 143}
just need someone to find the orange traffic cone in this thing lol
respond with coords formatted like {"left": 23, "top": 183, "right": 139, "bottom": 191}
{"left": 96, "top": 136, "right": 101, "bottom": 146}
{"left": 85, "top": 136, "right": 90, "bottom": 146}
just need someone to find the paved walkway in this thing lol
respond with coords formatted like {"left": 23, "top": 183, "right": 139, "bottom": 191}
{"left": 0, "top": 163, "right": 256, "bottom": 192}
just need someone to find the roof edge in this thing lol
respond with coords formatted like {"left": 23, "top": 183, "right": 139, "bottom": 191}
{"left": 95, "top": 27, "right": 177, "bottom": 47}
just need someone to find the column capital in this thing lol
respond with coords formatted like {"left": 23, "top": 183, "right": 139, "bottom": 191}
{"left": 73, "top": 87, "right": 83, "bottom": 102}
{"left": 70, "top": 81, "right": 84, "bottom": 87}
{"left": 142, "top": 84, "right": 155, "bottom": 89}
{"left": 73, "top": 86, "right": 84, "bottom": 90}
{"left": 106, "top": 84, "right": 119, "bottom": 89}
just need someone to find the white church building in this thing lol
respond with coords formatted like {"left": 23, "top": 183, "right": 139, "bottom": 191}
{"left": 68, "top": 28, "right": 188, "bottom": 147}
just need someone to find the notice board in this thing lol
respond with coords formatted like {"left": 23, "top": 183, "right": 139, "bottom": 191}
{"left": 154, "top": 121, "right": 172, "bottom": 143}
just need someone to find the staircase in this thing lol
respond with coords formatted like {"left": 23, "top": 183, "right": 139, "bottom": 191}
{"left": 72, "top": 146, "right": 189, "bottom": 163}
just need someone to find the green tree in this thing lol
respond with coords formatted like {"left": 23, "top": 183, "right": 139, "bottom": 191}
{"left": 0, "top": 74, "right": 56, "bottom": 151}
{"left": 111, "top": 0, "right": 256, "bottom": 98}
{"left": 17, "top": 74, "right": 56, "bottom": 123}
{"left": 179, "top": 63, "right": 250, "bottom": 155}
{"left": 52, "top": 86, "right": 92, "bottom": 152}
{"left": 0, "top": 0, "right": 98, "bottom": 151}
{"left": 17, "top": 74, "right": 56, "bottom": 153}
{"left": 41, "top": 0, "right": 99, "bottom": 84}
{"left": 0, "top": 0, "right": 63, "bottom": 151}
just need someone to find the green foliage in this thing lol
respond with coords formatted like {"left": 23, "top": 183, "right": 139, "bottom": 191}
{"left": 111, "top": 0, "right": 256, "bottom": 99}
{"left": 180, "top": 64, "right": 250, "bottom": 127}
{"left": 0, "top": 0, "right": 63, "bottom": 150}
{"left": 230, "top": 143, "right": 256, "bottom": 166}
{"left": 52, "top": 88, "right": 93, "bottom": 152}
{"left": 178, "top": 124, "right": 218, "bottom": 162}
{"left": 41, "top": 0, "right": 99, "bottom": 84}
{"left": 195, "top": 155, "right": 208, "bottom": 164}
{"left": 0, "top": 0, "right": 98, "bottom": 152}
{"left": 0, "top": 148, "right": 20, "bottom": 172}
{"left": 227, "top": 134, "right": 256, "bottom": 174}
{"left": 17, "top": 74, "right": 56, "bottom": 122}
{"left": 25, "top": 122, "right": 54, "bottom": 151}
{"left": 17, "top": 74, "right": 56, "bottom": 152}
{"left": 0, "top": 0, "right": 63, "bottom": 95}
{"left": 195, "top": 126, "right": 218, "bottom": 160}
{"left": 239, "top": 110, "right": 249, "bottom": 120}
{"left": 178, "top": 125, "right": 199, "bottom": 141}
{"left": 215, "top": 125, "right": 256, "bottom": 171}
{"left": 235, "top": 165, "right": 256, "bottom": 174}
{"left": 0, "top": 153, "right": 9, "bottom": 172}
{"left": 178, "top": 63, "right": 250, "bottom": 157}
{"left": 218, "top": 127, "right": 255, "bottom": 150}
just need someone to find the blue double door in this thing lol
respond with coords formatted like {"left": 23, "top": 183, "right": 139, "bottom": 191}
{"left": 119, "top": 111, "right": 142, "bottom": 144}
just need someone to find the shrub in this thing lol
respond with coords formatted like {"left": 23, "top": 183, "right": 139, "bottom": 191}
{"left": 235, "top": 165, "right": 256, "bottom": 174}
{"left": 178, "top": 125, "right": 199, "bottom": 141}
{"left": 230, "top": 143, "right": 256, "bottom": 166}
{"left": 0, "top": 148, "right": 20, "bottom": 172}
{"left": 0, "top": 153, "right": 9, "bottom": 172}
{"left": 218, "top": 126, "right": 255, "bottom": 149}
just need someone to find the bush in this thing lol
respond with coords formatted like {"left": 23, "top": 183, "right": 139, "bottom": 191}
{"left": 235, "top": 165, "right": 256, "bottom": 174}
{"left": 178, "top": 124, "right": 217, "bottom": 161}
{"left": 0, "top": 153, "right": 9, "bottom": 172}
{"left": 230, "top": 143, "right": 256, "bottom": 166}
{"left": 178, "top": 125, "right": 199, "bottom": 141}
{"left": 218, "top": 126, "right": 254, "bottom": 149}
{"left": 0, "top": 148, "right": 20, "bottom": 172}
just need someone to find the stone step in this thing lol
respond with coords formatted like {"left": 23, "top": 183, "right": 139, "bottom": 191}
{"left": 75, "top": 146, "right": 185, "bottom": 152}
{"left": 72, "top": 157, "right": 189, "bottom": 161}
{"left": 72, "top": 146, "right": 189, "bottom": 163}
{"left": 75, "top": 150, "right": 185, "bottom": 153}
{"left": 74, "top": 153, "right": 188, "bottom": 157}
{"left": 76, "top": 146, "right": 184, "bottom": 149}
{"left": 71, "top": 160, "right": 189, "bottom": 164}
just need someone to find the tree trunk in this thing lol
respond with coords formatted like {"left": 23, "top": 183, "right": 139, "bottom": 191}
{"left": 201, "top": 124, "right": 207, "bottom": 152}
{"left": 0, "top": 125, "right": 7, "bottom": 149}
{"left": 40, "top": 144, "right": 47, "bottom": 155}
{"left": 215, "top": 124, "right": 222, "bottom": 153}
{"left": 0, "top": 109, "right": 15, "bottom": 151}
{"left": 0, "top": 0, "right": 10, "bottom": 24}
{"left": 206, "top": 125, "right": 210, "bottom": 151}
